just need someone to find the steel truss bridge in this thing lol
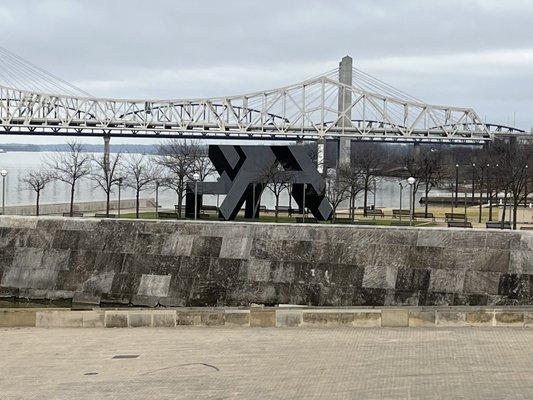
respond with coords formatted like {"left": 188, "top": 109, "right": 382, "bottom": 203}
{"left": 0, "top": 51, "right": 528, "bottom": 144}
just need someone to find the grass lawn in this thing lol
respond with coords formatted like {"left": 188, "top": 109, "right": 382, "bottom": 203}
{"left": 117, "top": 211, "right": 436, "bottom": 226}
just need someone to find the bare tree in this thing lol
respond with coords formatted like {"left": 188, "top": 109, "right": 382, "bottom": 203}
{"left": 351, "top": 143, "right": 384, "bottom": 216}
{"left": 324, "top": 169, "right": 350, "bottom": 223}
{"left": 90, "top": 152, "right": 122, "bottom": 217}
{"left": 402, "top": 148, "right": 447, "bottom": 217}
{"left": 156, "top": 139, "right": 198, "bottom": 218}
{"left": 189, "top": 143, "right": 216, "bottom": 181}
{"left": 490, "top": 140, "right": 532, "bottom": 229}
{"left": 22, "top": 169, "right": 52, "bottom": 216}
{"left": 256, "top": 163, "right": 291, "bottom": 222}
{"left": 45, "top": 141, "right": 92, "bottom": 217}
{"left": 338, "top": 164, "right": 365, "bottom": 221}
{"left": 121, "top": 154, "right": 159, "bottom": 218}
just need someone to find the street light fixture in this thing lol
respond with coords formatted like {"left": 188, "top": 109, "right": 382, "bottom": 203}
{"left": 454, "top": 164, "right": 459, "bottom": 210}
{"left": 155, "top": 180, "right": 160, "bottom": 219}
{"left": 0, "top": 169, "right": 6, "bottom": 215}
{"left": 193, "top": 173, "right": 200, "bottom": 220}
{"left": 407, "top": 177, "right": 415, "bottom": 226}
{"left": 398, "top": 182, "right": 404, "bottom": 223}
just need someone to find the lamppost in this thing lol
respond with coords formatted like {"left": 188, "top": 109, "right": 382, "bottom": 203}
{"left": 155, "top": 180, "right": 160, "bottom": 219}
{"left": 471, "top": 162, "right": 476, "bottom": 205}
{"left": 373, "top": 180, "right": 377, "bottom": 221}
{"left": 407, "top": 177, "right": 415, "bottom": 226}
{"left": 302, "top": 183, "right": 307, "bottom": 223}
{"left": 0, "top": 170, "right": 6, "bottom": 215}
{"left": 193, "top": 173, "right": 200, "bottom": 220}
{"left": 454, "top": 164, "right": 459, "bottom": 210}
{"left": 464, "top": 180, "right": 468, "bottom": 224}
{"left": 398, "top": 182, "right": 403, "bottom": 223}
{"left": 525, "top": 164, "right": 529, "bottom": 208}
{"left": 117, "top": 177, "right": 123, "bottom": 218}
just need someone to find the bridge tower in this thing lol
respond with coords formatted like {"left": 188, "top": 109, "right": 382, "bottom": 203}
{"left": 337, "top": 55, "right": 353, "bottom": 167}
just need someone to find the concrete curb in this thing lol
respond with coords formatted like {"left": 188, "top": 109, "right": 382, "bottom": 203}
{"left": 4, "top": 307, "right": 533, "bottom": 328}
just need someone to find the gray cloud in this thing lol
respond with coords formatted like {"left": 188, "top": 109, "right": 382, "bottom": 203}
{"left": 0, "top": 0, "right": 532, "bottom": 144}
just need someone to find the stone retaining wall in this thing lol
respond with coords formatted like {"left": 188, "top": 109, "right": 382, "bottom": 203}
{"left": 1, "top": 307, "right": 533, "bottom": 328}
{"left": 0, "top": 216, "right": 532, "bottom": 307}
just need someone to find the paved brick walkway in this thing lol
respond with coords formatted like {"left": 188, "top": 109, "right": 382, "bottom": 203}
{"left": 2, "top": 327, "right": 533, "bottom": 399}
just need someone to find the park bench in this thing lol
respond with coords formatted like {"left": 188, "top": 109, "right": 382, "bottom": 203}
{"left": 62, "top": 212, "right": 83, "bottom": 217}
{"left": 486, "top": 221, "right": 511, "bottom": 230}
{"left": 158, "top": 211, "right": 179, "bottom": 219}
{"left": 519, "top": 226, "right": 533, "bottom": 231}
{"left": 413, "top": 212, "right": 435, "bottom": 221}
{"left": 277, "top": 206, "right": 300, "bottom": 216}
{"left": 364, "top": 209, "right": 384, "bottom": 218}
{"left": 392, "top": 209, "right": 410, "bottom": 218}
{"left": 447, "top": 221, "right": 472, "bottom": 228}
{"left": 445, "top": 212, "right": 465, "bottom": 221}
{"left": 94, "top": 213, "right": 116, "bottom": 218}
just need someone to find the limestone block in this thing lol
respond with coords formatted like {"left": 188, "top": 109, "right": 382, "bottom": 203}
{"left": 36, "top": 311, "right": 61, "bottom": 328}
{"left": 409, "top": 310, "right": 435, "bottom": 327}
{"left": 436, "top": 311, "right": 467, "bottom": 326}
{"left": 105, "top": 311, "right": 128, "bottom": 328}
{"left": 225, "top": 310, "right": 250, "bottom": 326}
{"left": 137, "top": 274, "right": 171, "bottom": 297}
{"left": 494, "top": 311, "right": 524, "bottom": 326}
{"left": 302, "top": 311, "right": 354, "bottom": 326}
{"left": 59, "top": 311, "right": 84, "bottom": 327}
{"left": 152, "top": 311, "right": 176, "bottom": 327}
{"left": 82, "top": 311, "right": 105, "bottom": 327}
{"left": 250, "top": 309, "right": 276, "bottom": 327}
{"left": 276, "top": 309, "right": 302, "bottom": 327}
{"left": 381, "top": 309, "right": 408, "bottom": 327}
{"left": 352, "top": 311, "right": 381, "bottom": 327}
{"left": 0, "top": 309, "right": 36, "bottom": 327}
{"left": 466, "top": 311, "right": 494, "bottom": 326}
{"left": 128, "top": 312, "right": 153, "bottom": 328}
{"left": 176, "top": 310, "right": 225, "bottom": 326}
{"left": 161, "top": 234, "right": 194, "bottom": 256}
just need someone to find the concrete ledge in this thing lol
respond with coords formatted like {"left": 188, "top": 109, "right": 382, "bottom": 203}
{"left": 4, "top": 307, "right": 533, "bottom": 328}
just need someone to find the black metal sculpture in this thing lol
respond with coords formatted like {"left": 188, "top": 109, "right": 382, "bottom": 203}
{"left": 185, "top": 145, "right": 333, "bottom": 221}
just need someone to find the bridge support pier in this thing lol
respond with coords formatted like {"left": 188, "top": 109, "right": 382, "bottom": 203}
{"left": 337, "top": 55, "right": 353, "bottom": 168}
{"left": 103, "top": 135, "right": 110, "bottom": 173}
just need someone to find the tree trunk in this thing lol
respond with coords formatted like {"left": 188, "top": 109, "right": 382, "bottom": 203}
{"left": 177, "top": 186, "right": 184, "bottom": 218}
{"left": 36, "top": 190, "right": 40, "bottom": 217}
{"left": 106, "top": 189, "right": 111, "bottom": 217}
{"left": 501, "top": 191, "right": 508, "bottom": 229}
{"left": 136, "top": 189, "right": 140, "bottom": 218}
{"left": 69, "top": 183, "right": 75, "bottom": 217}
{"left": 424, "top": 182, "right": 429, "bottom": 217}
{"left": 363, "top": 179, "right": 369, "bottom": 217}
{"left": 512, "top": 200, "right": 518, "bottom": 230}
{"left": 275, "top": 195, "right": 279, "bottom": 222}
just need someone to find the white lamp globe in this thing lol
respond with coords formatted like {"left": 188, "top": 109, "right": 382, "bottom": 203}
{"left": 193, "top": 173, "right": 200, "bottom": 181}
{"left": 0, "top": 170, "right": 7, "bottom": 177}
{"left": 407, "top": 177, "right": 415, "bottom": 185}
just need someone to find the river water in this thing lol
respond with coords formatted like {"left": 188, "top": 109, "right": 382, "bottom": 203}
{"left": 0, "top": 151, "right": 450, "bottom": 211}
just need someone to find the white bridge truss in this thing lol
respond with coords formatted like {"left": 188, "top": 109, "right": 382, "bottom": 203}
{"left": 0, "top": 63, "right": 526, "bottom": 143}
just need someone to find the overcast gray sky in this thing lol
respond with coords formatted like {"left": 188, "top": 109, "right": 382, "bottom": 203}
{"left": 0, "top": 0, "right": 532, "bottom": 143}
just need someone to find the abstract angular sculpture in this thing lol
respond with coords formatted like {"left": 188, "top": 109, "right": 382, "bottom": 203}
{"left": 185, "top": 145, "right": 333, "bottom": 221}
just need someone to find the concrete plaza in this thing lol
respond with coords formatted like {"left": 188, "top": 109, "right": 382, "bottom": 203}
{"left": 2, "top": 327, "right": 533, "bottom": 399}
